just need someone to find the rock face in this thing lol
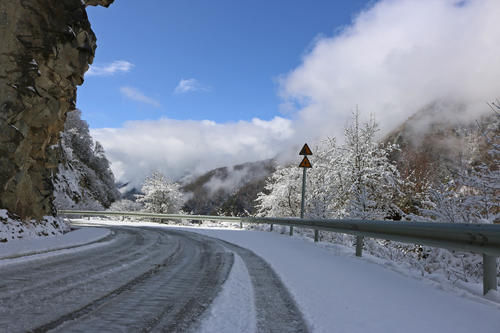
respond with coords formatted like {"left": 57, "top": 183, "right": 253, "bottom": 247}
{"left": 0, "top": 0, "right": 113, "bottom": 220}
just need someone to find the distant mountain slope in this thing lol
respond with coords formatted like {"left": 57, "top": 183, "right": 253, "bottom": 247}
{"left": 181, "top": 159, "right": 276, "bottom": 215}
{"left": 383, "top": 101, "right": 494, "bottom": 187}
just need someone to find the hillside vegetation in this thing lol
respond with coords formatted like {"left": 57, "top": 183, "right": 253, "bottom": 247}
{"left": 52, "top": 110, "right": 120, "bottom": 210}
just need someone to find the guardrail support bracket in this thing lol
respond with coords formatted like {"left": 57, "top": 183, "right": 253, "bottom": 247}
{"left": 483, "top": 254, "right": 497, "bottom": 295}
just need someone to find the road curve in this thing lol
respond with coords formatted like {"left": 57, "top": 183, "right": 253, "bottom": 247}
{"left": 0, "top": 225, "right": 308, "bottom": 332}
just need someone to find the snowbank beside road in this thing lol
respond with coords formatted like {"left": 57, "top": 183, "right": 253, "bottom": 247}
{"left": 0, "top": 209, "right": 70, "bottom": 243}
{"left": 0, "top": 226, "right": 110, "bottom": 260}
{"left": 196, "top": 254, "right": 257, "bottom": 333}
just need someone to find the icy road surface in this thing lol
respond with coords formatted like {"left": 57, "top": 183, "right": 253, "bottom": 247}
{"left": 0, "top": 226, "right": 308, "bottom": 332}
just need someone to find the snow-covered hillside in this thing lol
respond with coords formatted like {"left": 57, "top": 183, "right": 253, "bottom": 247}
{"left": 0, "top": 209, "right": 69, "bottom": 243}
{"left": 52, "top": 110, "right": 120, "bottom": 211}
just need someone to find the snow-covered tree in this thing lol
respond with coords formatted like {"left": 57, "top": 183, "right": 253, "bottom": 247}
{"left": 257, "top": 111, "right": 404, "bottom": 221}
{"left": 136, "top": 171, "right": 184, "bottom": 214}
{"left": 341, "top": 112, "right": 403, "bottom": 220}
{"left": 53, "top": 109, "right": 120, "bottom": 210}
{"left": 462, "top": 105, "right": 500, "bottom": 223}
{"left": 256, "top": 166, "right": 302, "bottom": 217}
{"left": 109, "top": 199, "right": 143, "bottom": 212}
{"left": 419, "top": 105, "right": 499, "bottom": 224}
{"left": 255, "top": 108, "right": 498, "bottom": 285}
{"left": 306, "top": 139, "right": 342, "bottom": 219}
{"left": 418, "top": 179, "right": 473, "bottom": 224}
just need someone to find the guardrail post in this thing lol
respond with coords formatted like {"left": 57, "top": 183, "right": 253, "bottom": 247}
{"left": 483, "top": 254, "right": 497, "bottom": 295}
{"left": 314, "top": 230, "right": 319, "bottom": 242}
{"left": 290, "top": 226, "right": 294, "bottom": 236}
{"left": 355, "top": 236, "right": 364, "bottom": 257}
{"left": 240, "top": 221, "right": 243, "bottom": 229}
{"left": 270, "top": 224, "right": 273, "bottom": 231}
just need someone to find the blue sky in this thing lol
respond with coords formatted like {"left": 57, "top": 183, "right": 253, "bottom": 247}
{"left": 78, "top": 0, "right": 370, "bottom": 128}
{"left": 84, "top": 0, "right": 500, "bottom": 187}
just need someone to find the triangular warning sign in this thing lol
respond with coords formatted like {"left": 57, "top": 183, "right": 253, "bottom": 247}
{"left": 299, "top": 156, "right": 312, "bottom": 168}
{"left": 299, "top": 143, "right": 313, "bottom": 156}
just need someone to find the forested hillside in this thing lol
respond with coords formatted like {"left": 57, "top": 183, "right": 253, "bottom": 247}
{"left": 52, "top": 110, "right": 120, "bottom": 210}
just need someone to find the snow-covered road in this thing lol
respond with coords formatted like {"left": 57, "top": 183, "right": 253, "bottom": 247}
{"left": 2, "top": 220, "right": 500, "bottom": 332}
{"left": 0, "top": 225, "right": 307, "bottom": 332}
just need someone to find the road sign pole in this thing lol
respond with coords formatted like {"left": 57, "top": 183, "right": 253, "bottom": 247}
{"left": 297, "top": 143, "right": 313, "bottom": 238}
{"left": 300, "top": 167, "right": 306, "bottom": 218}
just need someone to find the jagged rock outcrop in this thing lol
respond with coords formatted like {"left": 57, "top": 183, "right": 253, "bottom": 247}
{"left": 0, "top": 0, "right": 113, "bottom": 220}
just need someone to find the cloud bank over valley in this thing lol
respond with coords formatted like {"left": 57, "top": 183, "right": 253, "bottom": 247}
{"left": 92, "top": 117, "right": 293, "bottom": 189}
{"left": 91, "top": 0, "right": 500, "bottom": 188}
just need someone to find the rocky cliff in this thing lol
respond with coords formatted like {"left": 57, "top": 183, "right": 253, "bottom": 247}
{"left": 0, "top": 0, "right": 113, "bottom": 220}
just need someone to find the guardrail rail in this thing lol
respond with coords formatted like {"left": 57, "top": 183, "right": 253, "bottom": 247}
{"left": 59, "top": 210, "right": 500, "bottom": 295}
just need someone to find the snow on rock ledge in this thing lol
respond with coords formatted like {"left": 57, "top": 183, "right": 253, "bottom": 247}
{"left": 0, "top": 209, "right": 70, "bottom": 243}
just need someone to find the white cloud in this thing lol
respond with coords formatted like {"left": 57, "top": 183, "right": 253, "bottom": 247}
{"left": 120, "top": 86, "right": 161, "bottom": 108}
{"left": 87, "top": 60, "right": 133, "bottom": 76}
{"left": 91, "top": 117, "right": 294, "bottom": 189}
{"left": 280, "top": 0, "right": 500, "bottom": 140}
{"left": 174, "top": 78, "right": 209, "bottom": 94}
{"left": 93, "top": 0, "right": 500, "bottom": 188}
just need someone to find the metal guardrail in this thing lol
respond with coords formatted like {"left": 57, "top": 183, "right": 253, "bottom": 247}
{"left": 59, "top": 210, "right": 500, "bottom": 295}
{"left": 59, "top": 210, "right": 242, "bottom": 222}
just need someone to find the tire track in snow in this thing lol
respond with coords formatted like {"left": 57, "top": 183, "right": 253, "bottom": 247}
{"left": 181, "top": 230, "right": 309, "bottom": 333}
{"left": 219, "top": 239, "right": 310, "bottom": 333}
